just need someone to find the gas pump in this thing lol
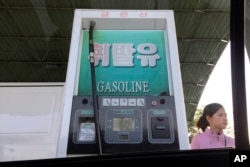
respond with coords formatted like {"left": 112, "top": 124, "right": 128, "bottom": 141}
{"left": 57, "top": 9, "right": 189, "bottom": 157}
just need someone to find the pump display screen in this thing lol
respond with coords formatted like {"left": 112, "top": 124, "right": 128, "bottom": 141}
{"left": 105, "top": 109, "right": 142, "bottom": 143}
{"left": 113, "top": 117, "right": 135, "bottom": 131}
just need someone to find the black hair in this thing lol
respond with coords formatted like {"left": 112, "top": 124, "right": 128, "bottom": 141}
{"left": 196, "top": 103, "right": 224, "bottom": 132}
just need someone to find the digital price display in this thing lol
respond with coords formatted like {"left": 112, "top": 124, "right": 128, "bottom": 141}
{"left": 113, "top": 117, "right": 135, "bottom": 131}
{"left": 105, "top": 109, "right": 142, "bottom": 143}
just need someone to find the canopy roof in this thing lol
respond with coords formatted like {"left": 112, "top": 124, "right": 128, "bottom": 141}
{"left": 0, "top": 0, "right": 231, "bottom": 122}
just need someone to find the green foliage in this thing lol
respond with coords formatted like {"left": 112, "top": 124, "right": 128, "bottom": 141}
{"left": 187, "top": 108, "right": 203, "bottom": 143}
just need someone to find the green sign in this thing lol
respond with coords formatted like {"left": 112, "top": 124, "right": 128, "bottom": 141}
{"left": 78, "top": 30, "right": 170, "bottom": 96}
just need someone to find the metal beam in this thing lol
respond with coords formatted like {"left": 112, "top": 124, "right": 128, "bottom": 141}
{"left": 230, "top": 0, "right": 249, "bottom": 149}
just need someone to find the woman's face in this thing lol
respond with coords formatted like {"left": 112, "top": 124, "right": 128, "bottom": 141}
{"left": 207, "top": 107, "right": 228, "bottom": 131}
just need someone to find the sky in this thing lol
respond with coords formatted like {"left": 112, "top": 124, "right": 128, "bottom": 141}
{"left": 197, "top": 42, "right": 250, "bottom": 138}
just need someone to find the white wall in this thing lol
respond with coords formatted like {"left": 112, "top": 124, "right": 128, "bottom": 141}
{"left": 0, "top": 83, "right": 64, "bottom": 162}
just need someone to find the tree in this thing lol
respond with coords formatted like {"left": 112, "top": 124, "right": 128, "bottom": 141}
{"left": 187, "top": 108, "right": 203, "bottom": 143}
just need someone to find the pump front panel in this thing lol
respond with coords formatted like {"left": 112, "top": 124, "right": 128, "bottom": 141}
{"left": 67, "top": 95, "right": 179, "bottom": 154}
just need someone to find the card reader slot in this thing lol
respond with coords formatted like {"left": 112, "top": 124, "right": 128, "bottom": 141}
{"left": 77, "top": 117, "right": 96, "bottom": 143}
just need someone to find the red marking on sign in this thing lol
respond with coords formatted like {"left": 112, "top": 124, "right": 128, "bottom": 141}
{"left": 101, "top": 11, "right": 109, "bottom": 17}
{"left": 120, "top": 11, "right": 128, "bottom": 17}
{"left": 139, "top": 12, "right": 147, "bottom": 17}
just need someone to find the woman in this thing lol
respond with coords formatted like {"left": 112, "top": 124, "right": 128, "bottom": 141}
{"left": 190, "top": 103, "right": 235, "bottom": 149}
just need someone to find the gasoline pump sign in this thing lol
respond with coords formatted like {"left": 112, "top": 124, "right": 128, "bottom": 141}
{"left": 78, "top": 30, "right": 170, "bottom": 96}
